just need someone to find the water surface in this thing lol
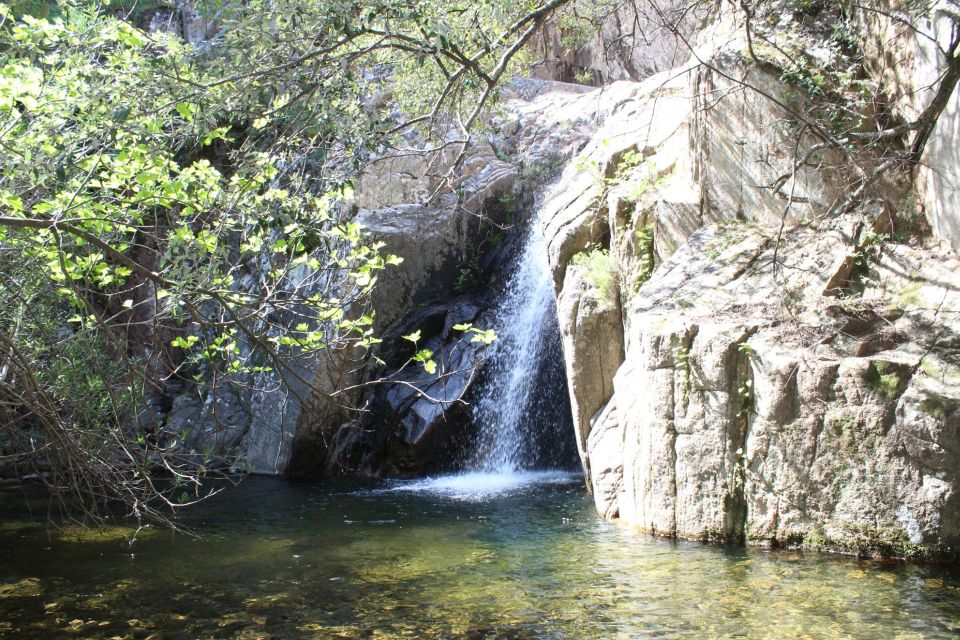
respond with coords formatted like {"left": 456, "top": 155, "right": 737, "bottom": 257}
{"left": 1, "top": 475, "right": 959, "bottom": 639}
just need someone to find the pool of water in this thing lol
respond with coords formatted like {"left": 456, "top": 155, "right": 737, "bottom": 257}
{"left": 1, "top": 473, "right": 959, "bottom": 639}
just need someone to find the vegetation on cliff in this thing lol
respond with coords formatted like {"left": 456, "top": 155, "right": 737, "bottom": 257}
{"left": 0, "top": 0, "right": 957, "bottom": 534}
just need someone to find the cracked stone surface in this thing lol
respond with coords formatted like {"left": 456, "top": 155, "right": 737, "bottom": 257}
{"left": 542, "top": 34, "right": 960, "bottom": 556}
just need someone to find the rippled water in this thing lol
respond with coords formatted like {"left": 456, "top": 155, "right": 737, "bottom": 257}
{"left": 2, "top": 475, "right": 960, "bottom": 639}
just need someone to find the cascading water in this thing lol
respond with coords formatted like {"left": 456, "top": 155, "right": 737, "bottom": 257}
{"left": 395, "top": 202, "right": 578, "bottom": 498}
{"left": 469, "top": 215, "right": 564, "bottom": 472}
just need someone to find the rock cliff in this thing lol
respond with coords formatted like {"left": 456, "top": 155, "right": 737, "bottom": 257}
{"left": 542, "top": 4, "right": 960, "bottom": 558}
{"left": 158, "top": 79, "right": 596, "bottom": 475}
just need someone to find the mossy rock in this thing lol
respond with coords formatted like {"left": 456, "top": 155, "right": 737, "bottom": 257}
{"left": 0, "top": 577, "right": 42, "bottom": 599}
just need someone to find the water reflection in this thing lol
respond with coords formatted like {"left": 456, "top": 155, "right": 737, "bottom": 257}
{"left": 1, "top": 476, "right": 959, "bottom": 639}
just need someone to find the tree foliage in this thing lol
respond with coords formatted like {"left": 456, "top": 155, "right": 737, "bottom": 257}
{"left": 0, "top": 0, "right": 569, "bottom": 527}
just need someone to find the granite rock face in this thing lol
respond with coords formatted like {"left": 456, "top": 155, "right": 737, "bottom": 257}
{"left": 541, "top": 12, "right": 960, "bottom": 557}
{"left": 530, "top": 0, "right": 711, "bottom": 84}
{"left": 161, "top": 80, "right": 602, "bottom": 475}
{"left": 606, "top": 221, "right": 960, "bottom": 556}
{"left": 857, "top": 0, "right": 960, "bottom": 252}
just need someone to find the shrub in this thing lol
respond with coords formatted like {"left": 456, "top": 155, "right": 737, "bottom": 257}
{"left": 571, "top": 248, "right": 617, "bottom": 299}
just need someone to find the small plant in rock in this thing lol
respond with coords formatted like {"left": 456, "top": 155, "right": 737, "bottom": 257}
{"left": 853, "top": 230, "right": 889, "bottom": 266}
{"left": 738, "top": 379, "right": 755, "bottom": 417}
{"left": 636, "top": 223, "right": 656, "bottom": 271}
{"left": 842, "top": 230, "right": 889, "bottom": 295}
{"left": 609, "top": 152, "right": 671, "bottom": 203}
{"left": 574, "top": 70, "right": 595, "bottom": 85}
{"left": 571, "top": 247, "right": 618, "bottom": 299}
{"left": 575, "top": 156, "right": 604, "bottom": 188}
{"left": 455, "top": 266, "right": 477, "bottom": 292}
{"left": 498, "top": 193, "right": 518, "bottom": 218}
{"left": 613, "top": 150, "right": 646, "bottom": 181}
{"left": 781, "top": 62, "right": 828, "bottom": 98}
{"left": 829, "top": 16, "right": 858, "bottom": 51}
{"left": 519, "top": 163, "right": 543, "bottom": 181}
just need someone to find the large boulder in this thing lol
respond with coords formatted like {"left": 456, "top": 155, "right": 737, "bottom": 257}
{"left": 541, "top": 11, "right": 960, "bottom": 558}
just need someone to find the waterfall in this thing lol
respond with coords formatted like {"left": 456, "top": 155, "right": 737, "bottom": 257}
{"left": 393, "top": 203, "right": 578, "bottom": 498}
{"left": 468, "top": 211, "right": 570, "bottom": 472}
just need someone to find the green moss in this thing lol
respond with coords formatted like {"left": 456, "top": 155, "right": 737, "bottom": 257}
{"left": 771, "top": 525, "right": 939, "bottom": 560}
{"left": 920, "top": 394, "right": 960, "bottom": 420}
{"left": 777, "top": 531, "right": 808, "bottom": 548}
{"left": 0, "top": 578, "right": 43, "bottom": 599}
{"left": 864, "top": 361, "right": 902, "bottom": 399}
{"left": 802, "top": 528, "right": 829, "bottom": 550}
{"left": 918, "top": 359, "right": 960, "bottom": 386}
{"left": 828, "top": 413, "right": 855, "bottom": 439}
{"left": 828, "top": 525, "right": 929, "bottom": 560}
{"left": 920, "top": 359, "right": 942, "bottom": 378}
{"left": 698, "top": 528, "right": 741, "bottom": 544}
{"left": 893, "top": 280, "right": 923, "bottom": 311}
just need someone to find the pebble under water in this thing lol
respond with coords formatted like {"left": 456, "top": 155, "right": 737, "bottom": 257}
{"left": 2, "top": 474, "right": 960, "bottom": 639}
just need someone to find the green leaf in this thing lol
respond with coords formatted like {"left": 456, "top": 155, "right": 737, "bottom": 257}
{"left": 1, "top": 192, "right": 23, "bottom": 212}
{"left": 469, "top": 328, "right": 497, "bottom": 346}
{"left": 175, "top": 102, "right": 194, "bottom": 121}
{"left": 171, "top": 335, "right": 199, "bottom": 349}
{"left": 403, "top": 330, "right": 421, "bottom": 343}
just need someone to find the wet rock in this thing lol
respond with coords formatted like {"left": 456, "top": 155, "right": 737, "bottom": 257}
{"left": 0, "top": 578, "right": 42, "bottom": 599}
{"left": 65, "top": 619, "right": 99, "bottom": 633}
{"left": 342, "top": 297, "right": 488, "bottom": 476}
{"left": 557, "top": 263, "right": 624, "bottom": 478}
{"left": 586, "top": 399, "right": 624, "bottom": 519}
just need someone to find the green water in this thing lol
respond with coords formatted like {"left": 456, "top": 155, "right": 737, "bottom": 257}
{"left": 1, "top": 473, "right": 959, "bottom": 639}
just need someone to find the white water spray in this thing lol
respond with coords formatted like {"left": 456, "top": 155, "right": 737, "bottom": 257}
{"left": 468, "top": 213, "right": 559, "bottom": 472}
{"left": 395, "top": 203, "right": 577, "bottom": 498}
